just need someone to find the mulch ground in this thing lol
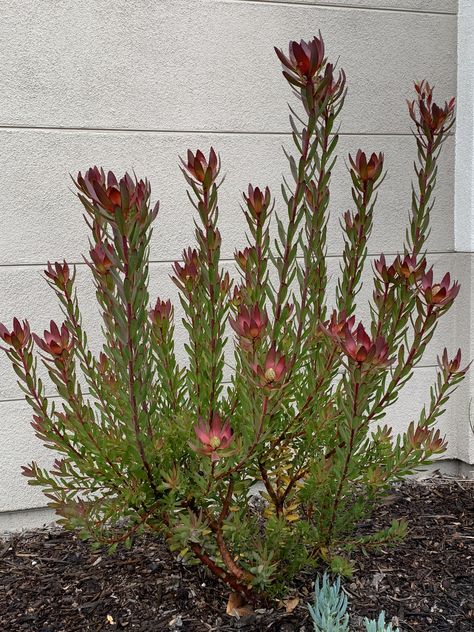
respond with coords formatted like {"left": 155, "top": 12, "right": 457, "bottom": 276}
{"left": 0, "top": 477, "right": 473, "bottom": 631}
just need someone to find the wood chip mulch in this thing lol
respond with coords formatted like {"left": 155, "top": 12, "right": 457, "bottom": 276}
{"left": 0, "top": 477, "right": 473, "bottom": 631}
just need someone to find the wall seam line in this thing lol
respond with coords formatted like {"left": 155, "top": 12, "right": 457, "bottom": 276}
{"left": 224, "top": 0, "right": 456, "bottom": 16}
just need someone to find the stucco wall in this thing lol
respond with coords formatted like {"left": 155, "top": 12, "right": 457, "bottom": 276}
{"left": 1, "top": 0, "right": 468, "bottom": 527}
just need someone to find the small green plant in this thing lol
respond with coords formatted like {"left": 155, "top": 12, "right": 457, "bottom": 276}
{"left": 308, "top": 574, "right": 400, "bottom": 632}
{"left": 308, "top": 574, "right": 349, "bottom": 631}
{"left": 364, "top": 612, "right": 400, "bottom": 632}
{"left": 0, "top": 34, "right": 466, "bottom": 599}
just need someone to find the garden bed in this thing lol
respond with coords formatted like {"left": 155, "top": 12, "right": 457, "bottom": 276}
{"left": 1, "top": 477, "right": 473, "bottom": 631}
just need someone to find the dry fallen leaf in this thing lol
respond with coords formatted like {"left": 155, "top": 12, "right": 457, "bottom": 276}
{"left": 226, "top": 591, "right": 254, "bottom": 618}
{"left": 282, "top": 596, "right": 299, "bottom": 613}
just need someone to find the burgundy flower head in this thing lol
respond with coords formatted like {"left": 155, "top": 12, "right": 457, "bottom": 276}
{"left": 182, "top": 148, "right": 219, "bottom": 186}
{"left": 89, "top": 243, "right": 115, "bottom": 274}
{"left": 149, "top": 298, "right": 173, "bottom": 326}
{"left": 421, "top": 269, "right": 459, "bottom": 307}
{"left": 408, "top": 81, "right": 455, "bottom": 138}
{"left": 33, "top": 321, "right": 73, "bottom": 357}
{"left": 172, "top": 248, "right": 200, "bottom": 291}
{"left": 275, "top": 35, "right": 325, "bottom": 82}
{"left": 75, "top": 167, "right": 150, "bottom": 217}
{"left": 192, "top": 413, "right": 233, "bottom": 462}
{"left": 0, "top": 318, "right": 31, "bottom": 351}
{"left": 45, "top": 261, "right": 70, "bottom": 290}
{"left": 406, "top": 421, "right": 446, "bottom": 453}
{"left": 341, "top": 322, "right": 392, "bottom": 367}
{"left": 229, "top": 305, "right": 268, "bottom": 342}
{"left": 320, "top": 310, "right": 355, "bottom": 341}
{"left": 243, "top": 185, "right": 271, "bottom": 221}
{"left": 374, "top": 254, "right": 398, "bottom": 284}
{"left": 349, "top": 150, "right": 384, "bottom": 184}
{"left": 396, "top": 254, "right": 426, "bottom": 282}
{"left": 252, "top": 345, "right": 287, "bottom": 388}
{"left": 235, "top": 246, "right": 256, "bottom": 273}
{"left": 439, "top": 348, "right": 466, "bottom": 376}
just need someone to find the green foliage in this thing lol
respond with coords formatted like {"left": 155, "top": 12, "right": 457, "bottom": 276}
{"left": 0, "top": 35, "right": 466, "bottom": 599}
{"left": 308, "top": 574, "right": 349, "bottom": 632}
{"left": 308, "top": 574, "right": 400, "bottom": 632}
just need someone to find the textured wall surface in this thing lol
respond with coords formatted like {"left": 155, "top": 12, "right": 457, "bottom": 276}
{"left": 0, "top": 0, "right": 469, "bottom": 525}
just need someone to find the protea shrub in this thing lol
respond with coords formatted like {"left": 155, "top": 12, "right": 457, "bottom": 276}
{"left": 0, "top": 35, "right": 467, "bottom": 599}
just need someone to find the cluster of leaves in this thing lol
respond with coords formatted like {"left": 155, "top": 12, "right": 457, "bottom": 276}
{"left": 308, "top": 573, "right": 399, "bottom": 632}
{"left": 0, "top": 34, "right": 467, "bottom": 599}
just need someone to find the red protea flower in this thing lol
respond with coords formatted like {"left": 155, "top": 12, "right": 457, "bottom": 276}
{"left": 374, "top": 254, "right": 398, "bottom": 283}
{"left": 192, "top": 413, "right": 233, "bottom": 461}
{"left": 89, "top": 243, "right": 115, "bottom": 274}
{"left": 320, "top": 310, "right": 355, "bottom": 341}
{"left": 341, "top": 322, "right": 392, "bottom": 367}
{"left": 235, "top": 246, "right": 256, "bottom": 272}
{"left": 396, "top": 254, "right": 426, "bottom": 281}
{"left": 75, "top": 167, "right": 150, "bottom": 217}
{"left": 408, "top": 81, "right": 455, "bottom": 138}
{"left": 149, "top": 298, "right": 173, "bottom": 326}
{"left": 243, "top": 185, "right": 272, "bottom": 221}
{"left": 44, "top": 261, "right": 70, "bottom": 291}
{"left": 181, "top": 148, "right": 219, "bottom": 186}
{"left": 420, "top": 269, "right": 460, "bottom": 307}
{"left": 275, "top": 35, "right": 325, "bottom": 82}
{"left": 172, "top": 247, "right": 200, "bottom": 291}
{"left": 349, "top": 150, "right": 384, "bottom": 184}
{"left": 252, "top": 345, "right": 287, "bottom": 387}
{"left": 229, "top": 305, "right": 268, "bottom": 342}
{"left": 0, "top": 318, "right": 31, "bottom": 351}
{"left": 33, "top": 321, "right": 73, "bottom": 357}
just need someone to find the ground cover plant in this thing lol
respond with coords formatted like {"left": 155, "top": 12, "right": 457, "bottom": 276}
{"left": 0, "top": 34, "right": 467, "bottom": 601}
{"left": 308, "top": 574, "right": 399, "bottom": 631}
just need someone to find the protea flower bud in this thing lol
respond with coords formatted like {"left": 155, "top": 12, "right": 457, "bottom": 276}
{"left": 252, "top": 345, "right": 287, "bottom": 387}
{"left": 421, "top": 269, "right": 460, "bottom": 307}
{"left": 149, "top": 298, "right": 173, "bottom": 327}
{"left": 44, "top": 261, "right": 71, "bottom": 291}
{"left": 305, "top": 182, "right": 328, "bottom": 210}
{"left": 0, "top": 318, "right": 31, "bottom": 351}
{"left": 275, "top": 35, "right": 325, "bottom": 83}
{"left": 408, "top": 81, "right": 455, "bottom": 139}
{"left": 343, "top": 210, "right": 364, "bottom": 236}
{"left": 439, "top": 348, "right": 466, "bottom": 376}
{"left": 182, "top": 148, "right": 219, "bottom": 186}
{"left": 341, "top": 322, "right": 392, "bottom": 367}
{"left": 97, "top": 352, "right": 118, "bottom": 390}
{"left": 235, "top": 246, "right": 256, "bottom": 272}
{"left": 220, "top": 271, "right": 232, "bottom": 296}
{"left": 229, "top": 305, "right": 268, "bottom": 342}
{"left": 172, "top": 248, "right": 200, "bottom": 291}
{"left": 192, "top": 413, "right": 233, "bottom": 461}
{"left": 33, "top": 321, "right": 73, "bottom": 357}
{"left": 349, "top": 150, "right": 384, "bottom": 185}
{"left": 230, "top": 285, "right": 243, "bottom": 307}
{"left": 243, "top": 185, "right": 271, "bottom": 222}
{"left": 89, "top": 243, "right": 115, "bottom": 274}
{"left": 320, "top": 310, "right": 355, "bottom": 340}
{"left": 374, "top": 254, "right": 398, "bottom": 283}
{"left": 406, "top": 421, "right": 446, "bottom": 453}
